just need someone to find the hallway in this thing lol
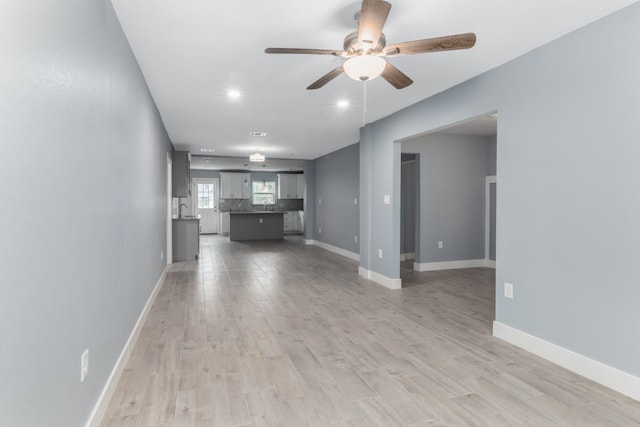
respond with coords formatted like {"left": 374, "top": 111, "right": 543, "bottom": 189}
{"left": 102, "top": 236, "right": 640, "bottom": 426}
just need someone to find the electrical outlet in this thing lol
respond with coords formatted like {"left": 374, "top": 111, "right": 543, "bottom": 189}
{"left": 318, "top": 197, "right": 322, "bottom": 204}
{"left": 354, "top": 235, "right": 358, "bottom": 243}
{"left": 383, "top": 195, "right": 390, "bottom": 205}
{"left": 438, "top": 241, "right": 443, "bottom": 249}
{"left": 318, "top": 227, "right": 322, "bottom": 234}
{"left": 504, "top": 282, "right": 514, "bottom": 299}
{"left": 160, "top": 250, "right": 163, "bottom": 260}
{"left": 378, "top": 249, "right": 383, "bottom": 259}
{"left": 81, "top": 349, "right": 89, "bottom": 382}
{"left": 354, "top": 198, "right": 358, "bottom": 205}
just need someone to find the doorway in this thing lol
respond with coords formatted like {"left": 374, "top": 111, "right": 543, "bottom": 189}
{"left": 192, "top": 178, "right": 219, "bottom": 234}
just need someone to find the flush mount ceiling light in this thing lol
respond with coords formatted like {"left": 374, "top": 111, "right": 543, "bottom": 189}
{"left": 227, "top": 89, "right": 241, "bottom": 99}
{"left": 249, "top": 152, "right": 265, "bottom": 162}
{"left": 343, "top": 55, "right": 386, "bottom": 82}
{"left": 249, "top": 131, "right": 268, "bottom": 137}
{"left": 337, "top": 99, "right": 350, "bottom": 108}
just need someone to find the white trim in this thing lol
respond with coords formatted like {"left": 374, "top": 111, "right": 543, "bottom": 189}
{"left": 400, "top": 252, "right": 415, "bottom": 261}
{"left": 85, "top": 267, "right": 168, "bottom": 427}
{"left": 358, "top": 266, "right": 402, "bottom": 290}
{"left": 166, "top": 153, "right": 172, "bottom": 265}
{"left": 312, "top": 240, "right": 360, "bottom": 262}
{"left": 486, "top": 259, "right": 496, "bottom": 269}
{"left": 485, "top": 175, "right": 496, "bottom": 267}
{"left": 413, "top": 259, "right": 488, "bottom": 272}
{"left": 304, "top": 239, "right": 314, "bottom": 246}
{"left": 493, "top": 321, "right": 640, "bottom": 402}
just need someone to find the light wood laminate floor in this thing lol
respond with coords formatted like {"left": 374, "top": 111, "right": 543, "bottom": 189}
{"left": 102, "top": 235, "right": 640, "bottom": 426}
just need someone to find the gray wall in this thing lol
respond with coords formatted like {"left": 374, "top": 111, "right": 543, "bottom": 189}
{"left": 0, "top": 1, "right": 173, "bottom": 425}
{"left": 304, "top": 161, "right": 316, "bottom": 240}
{"left": 360, "top": 2, "right": 640, "bottom": 377}
{"left": 403, "top": 133, "right": 494, "bottom": 264}
{"left": 314, "top": 143, "right": 360, "bottom": 254}
{"left": 400, "top": 160, "right": 417, "bottom": 255}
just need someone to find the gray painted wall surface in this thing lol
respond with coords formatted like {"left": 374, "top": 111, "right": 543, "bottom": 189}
{"left": 360, "top": 2, "right": 640, "bottom": 377}
{"left": 400, "top": 160, "right": 417, "bottom": 254}
{"left": 303, "top": 161, "right": 315, "bottom": 240}
{"left": 403, "top": 133, "right": 493, "bottom": 264}
{"left": 0, "top": 1, "right": 173, "bottom": 425}
{"left": 487, "top": 134, "right": 497, "bottom": 176}
{"left": 314, "top": 143, "right": 360, "bottom": 254}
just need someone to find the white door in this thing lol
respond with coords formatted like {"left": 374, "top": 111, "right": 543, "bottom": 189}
{"left": 193, "top": 178, "right": 219, "bottom": 234}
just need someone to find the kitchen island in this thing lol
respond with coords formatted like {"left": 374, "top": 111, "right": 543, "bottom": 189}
{"left": 229, "top": 211, "right": 284, "bottom": 241}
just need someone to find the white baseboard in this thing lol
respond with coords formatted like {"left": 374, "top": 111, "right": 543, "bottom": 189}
{"left": 358, "top": 266, "right": 402, "bottom": 290}
{"left": 413, "top": 259, "right": 488, "bottom": 272}
{"left": 311, "top": 240, "right": 360, "bottom": 262}
{"left": 400, "top": 252, "right": 415, "bottom": 261}
{"left": 85, "top": 266, "right": 168, "bottom": 427}
{"left": 304, "top": 239, "right": 314, "bottom": 246}
{"left": 486, "top": 259, "right": 496, "bottom": 269}
{"left": 493, "top": 321, "right": 640, "bottom": 402}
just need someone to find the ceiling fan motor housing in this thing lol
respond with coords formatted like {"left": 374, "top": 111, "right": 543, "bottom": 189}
{"left": 344, "top": 31, "right": 386, "bottom": 55}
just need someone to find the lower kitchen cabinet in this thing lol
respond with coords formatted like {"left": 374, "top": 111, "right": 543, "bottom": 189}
{"left": 172, "top": 219, "right": 199, "bottom": 261}
{"left": 219, "top": 212, "right": 230, "bottom": 235}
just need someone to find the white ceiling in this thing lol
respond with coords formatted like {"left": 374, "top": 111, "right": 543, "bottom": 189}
{"left": 111, "top": 0, "right": 637, "bottom": 160}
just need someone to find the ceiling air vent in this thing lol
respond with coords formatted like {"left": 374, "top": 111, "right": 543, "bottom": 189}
{"left": 249, "top": 131, "right": 267, "bottom": 137}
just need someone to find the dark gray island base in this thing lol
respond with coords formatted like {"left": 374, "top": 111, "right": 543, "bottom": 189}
{"left": 229, "top": 211, "right": 284, "bottom": 241}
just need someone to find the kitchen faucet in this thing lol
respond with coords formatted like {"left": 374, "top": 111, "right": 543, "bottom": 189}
{"left": 179, "top": 203, "right": 187, "bottom": 218}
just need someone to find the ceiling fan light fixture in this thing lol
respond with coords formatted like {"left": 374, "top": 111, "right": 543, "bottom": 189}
{"left": 343, "top": 55, "right": 386, "bottom": 82}
{"left": 249, "top": 152, "right": 265, "bottom": 162}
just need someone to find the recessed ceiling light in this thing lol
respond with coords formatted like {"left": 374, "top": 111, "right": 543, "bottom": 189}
{"left": 200, "top": 148, "right": 215, "bottom": 152}
{"left": 337, "top": 100, "right": 350, "bottom": 108}
{"left": 249, "top": 131, "right": 268, "bottom": 137}
{"left": 227, "top": 89, "right": 241, "bottom": 99}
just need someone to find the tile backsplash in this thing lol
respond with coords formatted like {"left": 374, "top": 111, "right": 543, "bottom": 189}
{"left": 219, "top": 198, "right": 303, "bottom": 212}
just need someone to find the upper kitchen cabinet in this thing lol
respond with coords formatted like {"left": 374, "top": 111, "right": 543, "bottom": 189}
{"left": 220, "top": 172, "right": 251, "bottom": 199}
{"left": 278, "top": 173, "right": 304, "bottom": 199}
{"left": 296, "top": 174, "right": 304, "bottom": 199}
{"left": 172, "top": 151, "right": 191, "bottom": 198}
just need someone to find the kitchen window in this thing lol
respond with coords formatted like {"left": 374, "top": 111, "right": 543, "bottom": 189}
{"left": 197, "top": 183, "right": 215, "bottom": 209}
{"left": 252, "top": 181, "right": 276, "bottom": 205}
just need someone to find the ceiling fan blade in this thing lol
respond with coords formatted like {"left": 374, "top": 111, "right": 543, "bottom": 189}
{"left": 265, "top": 48, "right": 344, "bottom": 56}
{"left": 381, "top": 61, "right": 413, "bottom": 89}
{"left": 384, "top": 33, "right": 477, "bottom": 56}
{"left": 307, "top": 65, "right": 345, "bottom": 90}
{"left": 358, "top": 0, "right": 392, "bottom": 48}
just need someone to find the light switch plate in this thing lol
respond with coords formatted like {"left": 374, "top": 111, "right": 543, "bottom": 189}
{"left": 81, "top": 349, "right": 89, "bottom": 382}
{"left": 504, "top": 282, "right": 514, "bottom": 299}
{"left": 383, "top": 195, "right": 390, "bottom": 205}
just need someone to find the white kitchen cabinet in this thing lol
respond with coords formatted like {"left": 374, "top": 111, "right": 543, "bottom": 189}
{"left": 278, "top": 173, "right": 304, "bottom": 199}
{"left": 283, "top": 211, "right": 298, "bottom": 232}
{"left": 220, "top": 173, "right": 250, "bottom": 199}
{"left": 296, "top": 174, "right": 305, "bottom": 199}
{"left": 219, "top": 212, "right": 230, "bottom": 235}
{"left": 297, "top": 210, "right": 304, "bottom": 233}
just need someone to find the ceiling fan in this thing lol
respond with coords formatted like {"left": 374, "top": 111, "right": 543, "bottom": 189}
{"left": 265, "top": 0, "right": 476, "bottom": 90}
